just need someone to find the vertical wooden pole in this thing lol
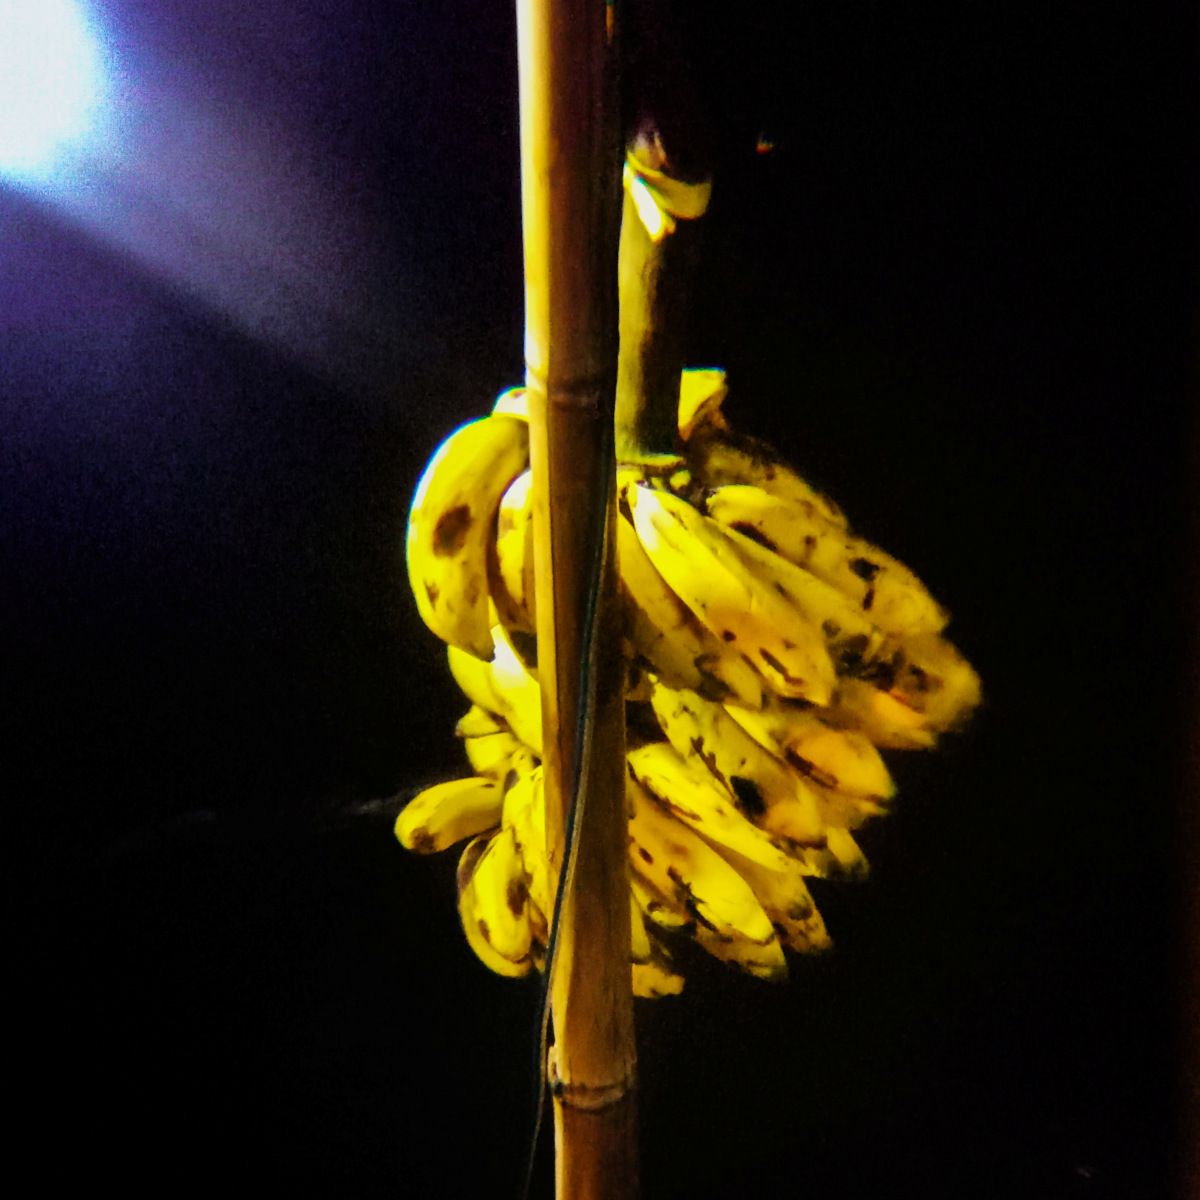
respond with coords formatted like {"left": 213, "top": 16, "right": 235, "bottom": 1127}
{"left": 515, "top": 0, "right": 638, "bottom": 1196}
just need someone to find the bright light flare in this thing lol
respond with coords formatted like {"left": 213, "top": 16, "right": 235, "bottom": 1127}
{"left": 0, "top": 0, "right": 106, "bottom": 180}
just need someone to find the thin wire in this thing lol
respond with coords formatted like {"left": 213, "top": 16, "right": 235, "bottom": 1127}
{"left": 519, "top": 426, "right": 614, "bottom": 1200}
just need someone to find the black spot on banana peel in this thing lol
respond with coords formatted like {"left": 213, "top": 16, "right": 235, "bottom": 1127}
{"left": 729, "top": 521, "right": 778, "bottom": 553}
{"left": 434, "top": 504, "right": 473, "bottom": 554}
{"left": 729, "top": 775, "right": 767, "bottom": 819}
{"left": 850, "top": 557, "right": 881, "bottom": 582}
{"left": 506, "top": 876, "right": 528, "bottom": 917}
{"left": 757, "top": 647, "right": 808, "bottom": 690}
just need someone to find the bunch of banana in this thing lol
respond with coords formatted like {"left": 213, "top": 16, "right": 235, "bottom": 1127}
{"left": 397, "top": 370, "right": 979, "bottom": 994}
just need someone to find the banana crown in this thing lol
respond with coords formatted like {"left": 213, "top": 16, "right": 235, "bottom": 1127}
{"left": 397, "top": 373, "right": 980, "bottom": 995}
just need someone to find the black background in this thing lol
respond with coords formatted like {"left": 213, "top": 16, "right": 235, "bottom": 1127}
{"left": 2, "top": 1, "right": 1193, "bottom": 1196}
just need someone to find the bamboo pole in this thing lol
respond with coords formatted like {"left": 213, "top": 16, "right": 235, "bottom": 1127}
{"left": 515, "top": 0, "right": 637, "bottom": 1196}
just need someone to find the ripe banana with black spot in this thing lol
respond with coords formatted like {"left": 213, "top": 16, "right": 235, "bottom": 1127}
{"left": 467, "top": 824, "right": 537, "bottom": 968}
{"left": 723, "top": 699, "right": 895, "bottom": 802}
{"left": 617, "top": 504, "right": 765, "bottom": 710}
{"left": 647, "top": 677, "right": 827, "bottom": 850}
{"left": 406, "top": 413, "right": 529, "bottom": 659}
{"left": 463, "top": 729, "right": 524, "bottom": 779}
{"left": 678, "top": 370, "right": 847, "bottom": 530}
{"left": 501, "top": 756, "right": 550, "bottom": 922}
{"left": 705, "top": 484, "right": 948, "bottom": 635}
{"left": 400, "top": 361, "right": 981, "bottom": 997}
{"left": 457, "top": 833, "right": 533, "bottom": 978}
{"left": 628, "top": 741, "right": 803, "bottom": 872}
{"left": 394, "top": 776, "right": 505, "bottom": 853}
{"left": 627, "top": 481, "right": 837, "bottom": 703}
{"left": 629, "top": 894, "right": 686, "bottom": 997}
{"left": 447, "top": 625, "right": 542, "bottom": 755}
{"left": 715, "top": 844, "right": 834, "bottom": 952}
{"left": 489, "top": 468, "right": 536, "bottom": 636}
{"left": 626, "top": 767, "right": 780, "bottom": 957}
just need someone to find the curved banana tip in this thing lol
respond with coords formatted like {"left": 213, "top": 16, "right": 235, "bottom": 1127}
{"left": 492, "top": 387, "right": 529, "bottom": 419}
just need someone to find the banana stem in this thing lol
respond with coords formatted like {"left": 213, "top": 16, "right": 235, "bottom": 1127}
{"left": 516, "top": 0, "right": 638, "bottom": 1196}
{"left": 614, "top": 137, "right": 712, "bottom": 465}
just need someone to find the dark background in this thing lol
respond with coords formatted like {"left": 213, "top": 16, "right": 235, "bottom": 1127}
{"left": 3, "top": 1, "right": 1193, "bottom": 1196}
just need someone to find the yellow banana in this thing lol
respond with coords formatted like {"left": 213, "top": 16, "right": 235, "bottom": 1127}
{"left": 676, "top": 368, "right": 730, "bottom": 441}
{"left": 883, "top": 631, "right": 982, "bottom": 733}
{"left": 629, "top": 847, "right": 786, "bottom": 981}
{"left": 647, "top": 678, "right": 826, "bottom": 845}
{"left": 463, "top": 729, "right": 524, "bottom": 779}
{"left": 406, "top": 413, "right": 529, "bottom": 659}
{"left": 715, "top": 518, "right": 893, "bottom": 659}
{"left": 616, "top": 506, "right": 765, "bottom": 710}
{"left": 488, "top": 623, "right": 543, "bottom": 752}
{"left": 467, "top": 825, "right": 535, "bottom": 966}
{"left": 492, "top": 386, "right": 529, "bottom": 419}
{"left": 457, "top": 834, "right": 532, "bottom": 978}
{"left": 687, "top": 433, "right": 847, "bottom": 533}
{"left": 825, "top": 679, "right": 935, "bottom": 748}
{"left": 823, "top": 827, "right": 870, "bottom": 879}
{"left": 489, "top": 468, "right": 536, "bottom": 635}
{"left": 716, "top": 845, "right": 833, "bottom": 953}
{"left": 627, "top": 482, "right": 836, "bottom": 703}
{"left": 447, "top": 626, "right": 543, "bottom": 755}
{"left": 455, "top": 704, "right": 507, "bottom": 739}
{"left": 705, "top": 484, "right": 948, "bottom": 635}
{"left": 632, "top": 959, "right": 686, "bottom": 997}
{"left": 501, "top": 760, "right": 550, "bottom": 918}
{"left": 724, "top": 700, "right": 896, "bottom": 801}
{"left": 628, "top": 741, "right": 807, "bottom": 871}
{"left": 630, "top": 872, "right": 692, "bottom": 934}
{"left": 626, "top": 769, "right": 778, "bottom": 948}
{"left": 394, "top": 776, "right": 504, "bottom": 853}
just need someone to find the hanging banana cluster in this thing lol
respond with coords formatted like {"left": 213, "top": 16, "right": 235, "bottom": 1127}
{"left": 399, "top": 370, "right": 980, "bottom": 996}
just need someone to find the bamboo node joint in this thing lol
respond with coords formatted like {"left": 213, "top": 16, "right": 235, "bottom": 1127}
{"left": 547, "top": 1049, "right": 634, "bottom": 1112}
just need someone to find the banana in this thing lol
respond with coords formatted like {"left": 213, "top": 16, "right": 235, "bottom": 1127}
{"left": 627, "top": 482, "right": 836, "bottom": 704}
{"left": 448, "top": 646, "right": 508, "bottom": 721}
{"left": 705, "top": 484, "right": 948, "bottom": 635}
{"left": 825, "top": 679, "right": 936, "bottom": 750}
{"left": 492, "top": 386, "right": 529, "bottom": 419}
{"left": 407, "top": 413, "right": 530, "bottom": 659}
{"left": 489, "top": 468, "right": 536, "bottom": 636}
{"left": 630, "top": 872, "right": 692, "bottom": 934}
{"left": 616, "top": 504, "right": 765, "bottom": 710}
{"left": 488, "top": 623, "right": 544, "bottom": 752}
{"left": 715, "top": 518, "right": 891, "bottom": 655}
{"left": 628, "top": 741, "right": 809, "bottom": 871}
{"left": 883, "top": 631, "right": 982, "bottom": 732}
{"left": 394, "top": 776, "right": 505, "bottom": 853}
{"left": 647, "top": 678, "right": 826, "bottom": 845}
{"left": 676, "top": 368, "right": 730, "bottom": 442}
{"left": 468, "top": 825, "right": 536, "bottom": 966}
{"left": 823, "top": 827, "right": 870, "bottom": 879}
{"left": 455, "top": 704, "right": 508, "bottom": 739}
{"left": 463, "top": 729, "right": 524, "bottom": 778}
{"left": 716, "top": 845, "right": 834, "bottom": 953}
{"left": 501, "top": 759, "right": 550, "bottom": 919}
{"left": 629, "top": 848, "right": 786, "bottom": 981}
{"left": 724, "top": 700, "right": 895, "bottom": 802}
{"left": 686, "top": 427, "right": 848, "bottom": 531}
{"left": 457, "top": 834, "right": 532, "bottom": 978}
{"left": 447, "top": 626, "right": 543, "bottom": 755}
{"left": 626, "top": 767, "right": 778, "bottom": 949}
{"left": 632, "top": 958, "right": 686, "bottom": 997}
